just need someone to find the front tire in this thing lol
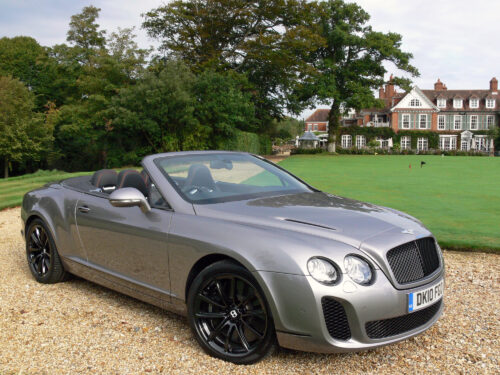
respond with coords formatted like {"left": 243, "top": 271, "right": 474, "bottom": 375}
{"left": 26, "top": 218, "right": 68, "bottom": 284}
{"left": 187, "top": 260, "right": 276, "bottom": 364}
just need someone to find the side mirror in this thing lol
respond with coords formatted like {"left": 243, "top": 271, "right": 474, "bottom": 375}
{"left": 109, "top": 187, "right": 151, "bottom": 213}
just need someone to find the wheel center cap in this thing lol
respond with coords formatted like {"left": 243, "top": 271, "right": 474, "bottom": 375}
{"left": 229, "top": 309, "right": 238, "bottom": 319}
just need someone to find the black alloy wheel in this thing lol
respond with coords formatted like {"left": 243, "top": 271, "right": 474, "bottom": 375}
{"left": 187, "top": 261, "right": 276, "bottom": 364}
{"left": 26, "top": 219, "right": 67, "bottom": 283}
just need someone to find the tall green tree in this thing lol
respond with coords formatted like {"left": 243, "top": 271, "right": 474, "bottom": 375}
{"left": 110, "top": 61, "right": 204, "bottom": 157}
{"left": 67, "top": 5, "right": 106, "bottom": 64}
{"left": 0, "top": 36, "right": 61, "bottom": 109}
{"left": 143, "top": 0, "right": 324, "bottom": 127}
{"left": 193, "top": 70, "right": 256, "bottom": 148}
{"left": 309, "top": 0, "right": 418, "bottom": 152}
{"left": 0, "top": 76, "right": 52, "bottom": 177}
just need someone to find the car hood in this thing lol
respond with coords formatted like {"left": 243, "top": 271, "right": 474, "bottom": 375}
{"left": 194, "top": 192, "right": 431, "bottom": 253}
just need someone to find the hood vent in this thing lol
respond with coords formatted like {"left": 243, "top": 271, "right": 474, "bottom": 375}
{"left": 283, "top": 218, "right": 337, "bottom": 231}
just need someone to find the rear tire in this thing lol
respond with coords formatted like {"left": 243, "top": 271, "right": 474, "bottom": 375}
{"left": 187, "top": 260, "right": 276, "bottom": 364}
{"left": 25, "top": 219, "right": 68, "bottom": 284}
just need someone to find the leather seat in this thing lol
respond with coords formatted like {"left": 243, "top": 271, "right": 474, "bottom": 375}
{"left": 90, "top": 169, "right": 117, "bottom": 190}
{"left": 184, "top": 164, "right": 216, "bottom": 190}
{"left": 117, "top": 169, "right": 148, "bottom": 197}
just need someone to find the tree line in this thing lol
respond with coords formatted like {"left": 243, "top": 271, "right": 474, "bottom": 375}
{"left": 0, "top": 0, "right": 418, "bottom": 177}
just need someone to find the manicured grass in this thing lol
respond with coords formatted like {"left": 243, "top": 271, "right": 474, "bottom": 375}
{"left": 279, "top": 154, "right": 500, "bottom": 251}
{"left": 0, "top": 170, "right": 92, "bottom": 210}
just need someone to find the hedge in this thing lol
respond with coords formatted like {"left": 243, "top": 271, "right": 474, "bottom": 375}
{"left": 218, "top": 130, "right": 260, "bottom": 154}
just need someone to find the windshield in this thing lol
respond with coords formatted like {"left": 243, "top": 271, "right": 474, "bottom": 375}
{"left": 154, "top": 153, "right": 313, "bottom": 204}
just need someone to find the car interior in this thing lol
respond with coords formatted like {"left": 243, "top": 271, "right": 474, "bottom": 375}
{"left": 62, "top": 169, "right": 168, "bottom": 209}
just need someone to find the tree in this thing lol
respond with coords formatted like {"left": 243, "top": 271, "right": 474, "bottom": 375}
{"left": 193, "top": 70, "right": 256, "bottom": 148}
{"left": 110, "top": 61, "right": 204, "bottom": 157}
{"left": 143, "top": 0, "right": 324, "bottom": 127}
{"left": 0, "top": 36, "right": 61, "bottom": 109}
{"left": 0, "top": 76, "right": 52, "bottom": 177}
{"left": 67, "top": 5, "right": 106, "bottom": 63}
{"left": 309, "top": 0, "right": 419, "bottom": 152}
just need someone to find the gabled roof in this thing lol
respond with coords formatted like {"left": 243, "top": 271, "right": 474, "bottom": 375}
{"left": 299, "top": 131, "right": 320, "bottom": 141}
{"left": 391, "top": 86, "right": 439, "bottom": 111}
{"left": 305, "top": 109, "right": 330, "bottom": 122}
{"left": 422, "top": 89, "right": 498, "bottom": 111}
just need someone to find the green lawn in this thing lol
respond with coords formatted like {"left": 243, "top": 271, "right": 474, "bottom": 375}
{"left": 0, "top": 170, "right": 92, "bottom": 210}
{"left": 279, "top": 155, "right": 500, "bottom": 251}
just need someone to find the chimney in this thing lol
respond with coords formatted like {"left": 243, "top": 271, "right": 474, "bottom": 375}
{"left": 443, "top": 84, "right": 447, "bottom": 90}
{"left": 490, "top": 77, "right": 498, "bottom": 92}
{"left": 385, "top": 74, "right": 395, "bottom": 98}
{"left": 434, "top": 78, "right": 445, "bottom": 91}
{"left": 379, "top": 86, "right": 385, "bottom": 99}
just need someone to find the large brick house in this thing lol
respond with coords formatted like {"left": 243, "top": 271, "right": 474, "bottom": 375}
{"left": 308, "top": 76, "right": 499, "bottom": 152}
{"left": 304, "top": 109, "right": 329, "bottom": 132}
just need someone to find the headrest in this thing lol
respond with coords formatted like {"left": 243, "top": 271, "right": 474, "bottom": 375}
{"left": 117, "top": 169, "right": 148, "bottom": 197}
{"left": 91, "top": 169, "right": 118, "bottom": 189}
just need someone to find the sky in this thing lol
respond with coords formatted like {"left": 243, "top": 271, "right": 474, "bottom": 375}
{"left": 0, "top": 0, "right": 498, "bottom": 120}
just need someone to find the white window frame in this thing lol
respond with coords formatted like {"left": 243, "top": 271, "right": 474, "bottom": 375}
{"left": 487, "top": 115, "right": 494, "bottom": 128}
{"left": 454, "top": 115, "right": 462, "bottom": 130}
{"left": 402, "top": 114, "right": 410, "bottom": 129}
{"left": 486, "top": 99, "right": 495, "bottom": 109}
{"left": 437, "top": 98, "right": 446, "bottom": 108}
{"left": 419, "top": 114, "right": 427, "bottom": 129}
{"left": 469, "top": 98, "right": 479, "bottom": 108}
{"left": 401, "top": 136, "right": 411, "bottom": 150}
{"left": 313, "top": 124, "right": 318, "bottom": 131}
{"left": 355, "top": 135, "right": 366, "bottom": 149}
{"left": 439, "top": 135, "right": 457, "bottom": 151}
{"left": 417, "top": 137, "right": 428, "bottom": 151}
{"left": 341, "top": 134, "right": 352, "bottom": 148}
{"left": 474, "top": 136, "right": 489, "bottom": 152}
{"left": 410, "top": 98, "right": 421, "bottom": 107}
{"left": 453, "top": 99, "right": 463, "bottom": 108}
{"left": 307, "top": 124, "right": 312, "bottom": 131}
{"left": 470, "top": 115, "right": 478, "bottom": 130}
{"left": 438, "top": 115, "right": 446, "bottom": 130}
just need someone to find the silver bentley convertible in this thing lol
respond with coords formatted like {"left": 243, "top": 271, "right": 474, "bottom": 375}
{"left": 21, "top": 151, "right": 444, "bottom": 364}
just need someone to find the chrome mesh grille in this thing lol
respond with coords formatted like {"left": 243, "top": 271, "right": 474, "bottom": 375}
{"left": 321, "top": 297, "right": 351, "bottom": 340}
{"left": 365, "top": 300, "right": 442, "bottom": 339}
{"left": 387, "top": 238, "right": 440, "bottom": 284}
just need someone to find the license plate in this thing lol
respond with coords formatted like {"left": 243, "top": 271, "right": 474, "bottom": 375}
{"left": 408, "top": 280, "right": 444, "bottom": 312}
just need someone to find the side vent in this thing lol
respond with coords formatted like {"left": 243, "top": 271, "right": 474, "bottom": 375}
{"left": 321, "top": 297, "right": 351, "bottom": 340}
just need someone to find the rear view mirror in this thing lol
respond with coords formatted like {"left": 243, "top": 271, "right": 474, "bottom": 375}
{"left": 210, "top": 159, "right": 233, "bottom": 170}
{"left": 109, "top": 187, "right": 151, "bottom": 213}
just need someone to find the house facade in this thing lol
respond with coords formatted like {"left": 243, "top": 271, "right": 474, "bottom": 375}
{"left": 304, "top": 109, "right": 329, "bottom": 132}
{"left": 309, "top": 77, "right": 499, "bottom": 153}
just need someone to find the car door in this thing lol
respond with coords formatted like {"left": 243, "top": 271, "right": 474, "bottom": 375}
{"left": 75, "top": 192, "right": 173, "bottom": 302}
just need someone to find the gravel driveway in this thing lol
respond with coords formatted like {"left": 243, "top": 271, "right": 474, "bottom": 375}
{"left": 0, "top": 208, "right": 498, "bottom": 374}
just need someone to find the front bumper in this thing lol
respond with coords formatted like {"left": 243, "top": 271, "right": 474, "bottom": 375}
{"left": 255, "top": 268, "right": 444, "bottom": 353}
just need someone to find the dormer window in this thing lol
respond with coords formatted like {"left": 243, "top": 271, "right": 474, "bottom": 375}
{"left": 409, "top": 98, "right": 421, "bottom": 107}
{"left": 437, "top": 98, "right": 446, "bottom": 108}
{"left": 469, "top": 98, "right": 479, "bottom": 108}
{"left": 453, "top": 98, "right": 463, "bottom": 108}
{"left": 486, "top": 99, "right": 495, "bottom": 108}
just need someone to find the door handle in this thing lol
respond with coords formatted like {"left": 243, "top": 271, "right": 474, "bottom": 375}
{"left": 78, "top": 206, "right": 90, "bottom": 213}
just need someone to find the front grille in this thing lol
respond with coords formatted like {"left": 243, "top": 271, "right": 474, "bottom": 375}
{"left": 321, "top": 297, "right": 351, "bottom": 340}
{"left": 387, "top": 237, "right": 440, "bottom": 284}
{"left": 365, "top": 300, "right": 442, "bottom": 339}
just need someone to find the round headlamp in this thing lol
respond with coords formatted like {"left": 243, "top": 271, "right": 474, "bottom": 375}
{"left": 344, "top": 256, "right": 373, "bottom": 285}
{"left": 307, "top": 257, "right": 338, "bottom": 285}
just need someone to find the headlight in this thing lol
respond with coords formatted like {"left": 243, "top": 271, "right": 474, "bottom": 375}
{"left": 307, "top": 257, "right": 339, "bottom": 285}
{"left": 344, "top": 256, "right": 373, "bottom": 285}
